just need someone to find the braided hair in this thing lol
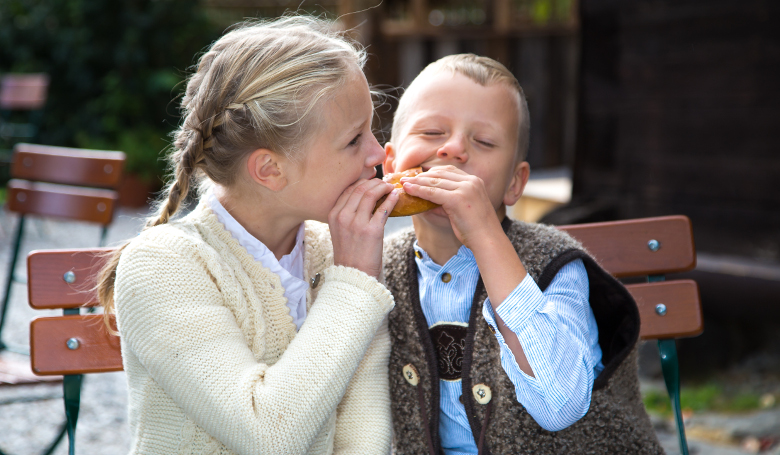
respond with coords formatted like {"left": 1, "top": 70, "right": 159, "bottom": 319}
{"left": 98, "top": 16, "right": 366, "bottom": 328}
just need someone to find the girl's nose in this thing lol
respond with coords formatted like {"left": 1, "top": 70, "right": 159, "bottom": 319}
{"left": 365, "top": 133, "right": 385, "bottom": 168}
{"left": 436, "top": 134, "right": 468, "bottom": 162}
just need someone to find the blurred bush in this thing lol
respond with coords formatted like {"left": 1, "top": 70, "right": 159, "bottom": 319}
{"left": 0, "top": 0, "right": 220, "bottom": 182}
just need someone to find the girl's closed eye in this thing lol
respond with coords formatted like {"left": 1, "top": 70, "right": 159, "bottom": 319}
{"left": 347, "top": 133, "right": 361, "bottom": 147}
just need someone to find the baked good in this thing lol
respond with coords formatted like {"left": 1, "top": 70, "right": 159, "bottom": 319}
{"left": 374, "top": 167, "right": 440, "bottom": 217}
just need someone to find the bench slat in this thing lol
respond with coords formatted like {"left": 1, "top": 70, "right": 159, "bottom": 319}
{"left": 11, "top": 143, "right": 125, "bottom": 188}
{"left": 7, "top": 179, "right": 118, "bottom": 225}
{"left": 30, "top": 315, "right": 122, "bottom": 376}
{"left": 558, "top": 215, "right": 696, "bottom": 278}
{"left": 627, "top": 280, "right": 703, "bottom": 340}
{"left": 27, "top": 249, "right": 113, "bottom": 310}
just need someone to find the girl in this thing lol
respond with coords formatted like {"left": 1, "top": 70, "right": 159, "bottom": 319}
{"left": 97, "top": 16, "right": 400, "bottom": 455}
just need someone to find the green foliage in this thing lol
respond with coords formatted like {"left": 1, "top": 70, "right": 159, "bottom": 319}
{"left": 643, "top": 383, "right": 763, "bottom": 417}
{"left": 0, "top": 0, "right": 220, "bottom": 182}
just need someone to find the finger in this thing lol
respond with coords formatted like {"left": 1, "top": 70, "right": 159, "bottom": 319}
{"left": 342, "top": 179, "right": 385, "bottom": 215}
{"left": 356, "top": 181, "right": 394, "bottom": 217}
{"left": 329, "top": 179, "right": 366, "bottom": 223}
{"left": 401, "top": 181, "right": 453, "bottom": 206}
{"left": 370, "top": 188, "right": 400, "bottom": 225}
{"left": 401, "top": 168, "right": 470, "bottom": 184}
{"left": 401, "top": 175, "right": 461, "bottom": 191}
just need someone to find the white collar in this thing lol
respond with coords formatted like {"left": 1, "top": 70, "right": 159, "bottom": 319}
{"left": 207, "top": 190, "right": 308, "bottom": 330}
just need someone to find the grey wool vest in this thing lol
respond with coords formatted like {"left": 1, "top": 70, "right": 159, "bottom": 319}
{"left": 384, "top": 218, "right": 664, "bottom": 455}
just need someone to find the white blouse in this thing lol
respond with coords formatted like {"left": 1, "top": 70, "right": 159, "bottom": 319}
{"left": 207, "top": 191, "right": 308, "bottom": 330}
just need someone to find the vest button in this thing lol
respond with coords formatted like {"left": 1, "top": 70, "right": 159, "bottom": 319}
{"left": 415, "top": 250, "right": 423, "bottom": 259}
{"left": 441, "top": 272, "right": 452, "bottom": 283}
{"left": 402, "top": 364, "right": 420, "bottom": 386}
{"left": 472, "top": 383, "right": 492, "bottom": 405}
{"left": 487, "top": 324, "right": 496, "bottom": 334}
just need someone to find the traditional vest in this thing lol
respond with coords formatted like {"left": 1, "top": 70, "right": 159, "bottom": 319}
{"left": 384, "top": 218, "right": 664, "bottom": 455}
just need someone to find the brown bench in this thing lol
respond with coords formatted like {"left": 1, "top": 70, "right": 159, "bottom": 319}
{"left": 559, "top": 215, "right": 700, "bottom": 455}
{"left": 26, "top": 215, "right": 701, "bottom": 455}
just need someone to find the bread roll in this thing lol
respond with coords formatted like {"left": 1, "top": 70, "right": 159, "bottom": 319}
{"left": 374, "top": 167, "right": 440, "bottom": 217}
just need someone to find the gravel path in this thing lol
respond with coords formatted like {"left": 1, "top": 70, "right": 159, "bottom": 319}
{"left": 0, "top": 207, "right": 774, "bottom": 454}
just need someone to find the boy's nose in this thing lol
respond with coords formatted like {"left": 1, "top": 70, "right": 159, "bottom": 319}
{"left": 436, "top": 134, "right": 468, "bottom": 162}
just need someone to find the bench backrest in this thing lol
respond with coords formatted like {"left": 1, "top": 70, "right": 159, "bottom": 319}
{"left": 557, "top": 215, "right": 702, "bottom": 340}
{"left": 7, "top": 143, "right": 126, "bottom": 225}
{"left": 27, "top": 215, "right": 701, "bottom": 377}
{"left": 28, "top": 249, "right": 121, "bottom": 376}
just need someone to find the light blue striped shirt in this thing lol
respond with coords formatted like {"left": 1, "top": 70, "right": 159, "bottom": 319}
{"left": 414, "top": 241, "right": 604, "bottom": 455}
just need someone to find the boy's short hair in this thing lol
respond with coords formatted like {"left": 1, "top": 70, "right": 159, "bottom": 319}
{"left": 391, "top": 54, "right": 530, "bottom": 161}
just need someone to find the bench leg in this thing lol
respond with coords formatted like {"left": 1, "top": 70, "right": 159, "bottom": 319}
{"left": 658, "top": 339, "right": 689, "bottom": 455}
{"left": 63, "top": 374, "right": 83, "bottom": 455}
{"left": 0, "top": 215, "right": 25, "bottom": 351}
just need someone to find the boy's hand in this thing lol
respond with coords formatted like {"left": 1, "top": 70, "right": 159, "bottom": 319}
{"left": 400, "top": 165, "right": 503, "bottom": 249}
{"left": 329, "top": 178, "right": 399, "bottom": 278}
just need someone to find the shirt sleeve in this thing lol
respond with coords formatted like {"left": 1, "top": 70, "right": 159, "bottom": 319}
{"left": 481, "top": 258, "right": 601, "bottom": 431}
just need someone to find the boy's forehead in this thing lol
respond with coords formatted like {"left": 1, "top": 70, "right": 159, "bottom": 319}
{"left": 402, "top": 72, "right": 519, "bottom": 126}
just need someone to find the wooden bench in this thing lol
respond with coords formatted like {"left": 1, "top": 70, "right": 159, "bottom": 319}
{"left": 1, "top": 143, "right": 125, "bottom": 381}
{"left": 26, "top": 215, "right": 701, "bottom": 455}
{"left": 559, "top": 215, "right": 701, "bottom": 455}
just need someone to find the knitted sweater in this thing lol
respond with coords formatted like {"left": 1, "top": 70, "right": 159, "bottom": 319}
{"left": 384, "top": 219, "right": 664, "bottom": 455}
{"left": 114, "top": 200, "right": 395, "bottom": 455}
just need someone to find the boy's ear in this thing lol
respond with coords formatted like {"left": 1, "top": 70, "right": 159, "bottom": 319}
{"left": 247, "top": 148, "right": 288, "bottom": 192}
{"left": 383, "top": 142, "right": 397, "bottom": 175}
{"left": 503, "top": 160, "right": 530, "bottom": 207}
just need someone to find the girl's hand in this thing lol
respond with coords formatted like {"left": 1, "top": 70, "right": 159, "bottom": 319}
{"left": 400, "top": 165, "right": 503, "bottom": 249}
{"left": 329, "top": 179, "right": 399, "bottom": 278}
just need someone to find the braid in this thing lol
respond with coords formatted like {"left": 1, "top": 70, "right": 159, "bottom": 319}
{"left": 148, "top": 117, "right": 206, "bottom": 227}
{"left": 98, "top": 16, "right": 367, "bottom": 333}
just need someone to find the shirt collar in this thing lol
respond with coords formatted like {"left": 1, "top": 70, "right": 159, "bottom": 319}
{"left": 206, "top": 189, "right": 305, "bottom": 273}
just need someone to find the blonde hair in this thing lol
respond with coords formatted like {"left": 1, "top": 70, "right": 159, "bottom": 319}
{"left": 391, "top": 53, "right": 530, "bottom": 160}
{"left": 98, "top": 16, "right": 366, "bottom": 329}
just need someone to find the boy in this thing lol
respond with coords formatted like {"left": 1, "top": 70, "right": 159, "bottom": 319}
{"left": 382, "top": 54, "right": 663, "bottom": 454}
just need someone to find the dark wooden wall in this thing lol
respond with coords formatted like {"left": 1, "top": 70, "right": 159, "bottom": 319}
{"left": 563, "top": 0, "right": 780, "bottom": 261}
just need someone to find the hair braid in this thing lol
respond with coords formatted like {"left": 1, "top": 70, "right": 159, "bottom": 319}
{"left": 97, "top": 15, "right": 367, "bottom": 331}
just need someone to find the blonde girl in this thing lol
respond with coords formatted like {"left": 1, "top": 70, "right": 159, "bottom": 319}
{"left": 97, "top": 16, "right": 400, "bottom": 455}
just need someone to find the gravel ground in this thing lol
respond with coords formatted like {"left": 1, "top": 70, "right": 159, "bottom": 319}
{"left": 0, "top": 207, "right": 776, "bottom": 454}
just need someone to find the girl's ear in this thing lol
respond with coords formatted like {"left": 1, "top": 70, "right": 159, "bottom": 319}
{"left": 503, "top": 160, "right": 530, "bottom": 207}
{"left": 383, "top": 143, "right": 396, "bottom": 175}
{"left": 247, "top": 148, "right": 288, "bottom": 192}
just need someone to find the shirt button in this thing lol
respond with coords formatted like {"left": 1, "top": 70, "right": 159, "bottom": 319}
{"left": 441, "top": 272, "right": 452, "bottom": 283}
{"left": 415, "top": 250, "right": 422, "bottom": 259}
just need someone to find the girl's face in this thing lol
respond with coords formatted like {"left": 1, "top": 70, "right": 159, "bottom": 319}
{"left": 284, "top": 70, "right": 385, "bottom": 223}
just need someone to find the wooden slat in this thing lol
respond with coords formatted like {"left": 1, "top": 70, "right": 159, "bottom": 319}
{"left": 12, "top": 143, "right": 125, "bottom": 189}
{"left": 558, "top": 215, "right": 696, "bottom": 278}
{"left": 627, "top": 280, "right": 703, "bottom": 340}
{"left": 30, "top": 315, "right": 122, "bottom": 376}
{"left": 7, "top": 179, "right": 118, "bottom": 224}
{"left": 0, "top": 74, "right": 49, "bottom": 110}
{"left": 27, "top": 248, "right": 114, "bottom": 310}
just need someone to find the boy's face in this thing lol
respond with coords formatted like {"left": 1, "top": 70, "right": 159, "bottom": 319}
{"left": 383, "top": 71, "right": 528, "bottom": 224}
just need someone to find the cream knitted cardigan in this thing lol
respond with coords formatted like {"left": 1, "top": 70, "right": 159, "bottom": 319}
{"left": 114, "top": 200, "right": 395, "bottom": 455}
